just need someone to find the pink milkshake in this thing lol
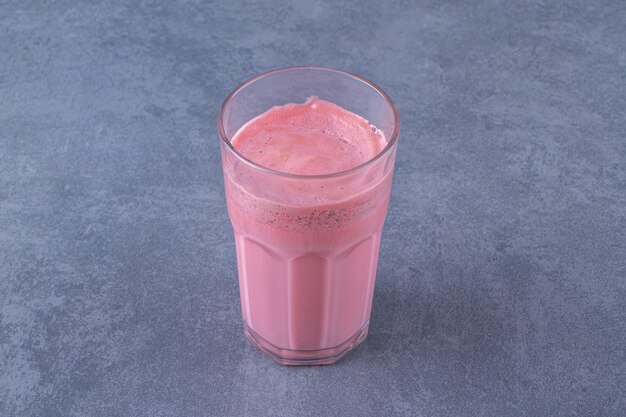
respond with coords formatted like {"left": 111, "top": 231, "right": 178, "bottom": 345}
{"left": 219, "top": 67, "right": 399, "bottom": 365}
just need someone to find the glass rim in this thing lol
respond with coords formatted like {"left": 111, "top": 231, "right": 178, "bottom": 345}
{"left": 217, "top": 66, "right": 400, "bottom": 180}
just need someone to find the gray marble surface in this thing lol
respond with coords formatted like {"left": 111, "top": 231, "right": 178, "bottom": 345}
{"left": 1, "top": 1, "right": 625, "bottom": 416}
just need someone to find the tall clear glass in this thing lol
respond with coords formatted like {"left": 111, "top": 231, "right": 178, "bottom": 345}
{"left": 218, "top": 67, "right": 400, "bottom": 365}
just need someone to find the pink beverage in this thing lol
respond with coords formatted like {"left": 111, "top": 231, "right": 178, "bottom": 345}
{"left": 219, "top": 67, "right": 399, "bottom": 365}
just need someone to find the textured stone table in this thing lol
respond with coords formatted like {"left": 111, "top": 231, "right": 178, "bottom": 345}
{"left": 1, "top": 1, "right": 625, "bottom": 416}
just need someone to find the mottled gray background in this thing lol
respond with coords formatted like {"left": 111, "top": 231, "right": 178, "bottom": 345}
{"left": 1, "top": 0, "right": 625, "bottom": 416}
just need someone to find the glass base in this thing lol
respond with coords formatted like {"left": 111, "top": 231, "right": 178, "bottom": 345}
{"left": 243, "top": 321, "right": 369, "bottom": 366}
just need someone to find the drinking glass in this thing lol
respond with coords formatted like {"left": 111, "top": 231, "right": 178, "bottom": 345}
{"left": 218, "top": 66, "right": 400, "bottom": 365}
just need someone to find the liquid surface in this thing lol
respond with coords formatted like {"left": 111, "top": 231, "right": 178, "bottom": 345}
{"left": 231, "top": 97, "right": 387, "bottom": 175}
